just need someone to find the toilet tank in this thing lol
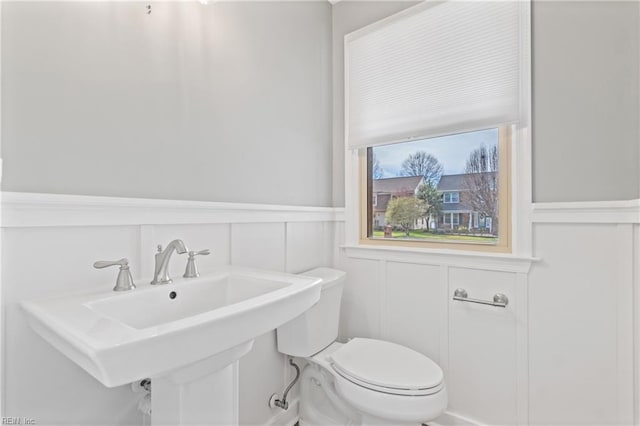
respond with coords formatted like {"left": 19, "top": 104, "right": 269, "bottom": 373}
{"left": 276, "top": 267, "right": 346, "bottom": 357}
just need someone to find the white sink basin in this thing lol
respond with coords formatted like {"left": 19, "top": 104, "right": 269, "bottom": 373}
{"left": 21, "top": 266, "right": 322, "bottom": 388}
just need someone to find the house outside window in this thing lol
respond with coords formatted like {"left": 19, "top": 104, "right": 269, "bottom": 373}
{"left": 371, "top": 176, "right": 425, "bottom": 231}
{"left": 362, "top": 127, "right": 510, "bottom": 250}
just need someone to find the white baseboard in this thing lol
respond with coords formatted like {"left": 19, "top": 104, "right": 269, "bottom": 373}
{"left": 263, "top": 405, "right": 478, "bottom": 426}
{"left": 429, "top": 411, "right": 486, "bottom": 426}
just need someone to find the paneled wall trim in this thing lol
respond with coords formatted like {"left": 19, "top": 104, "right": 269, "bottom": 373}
{"left": 0, "top": 192, "right": 346, "bottom": 228}
{"left": 1, "top": 193, "right": 337, "bottom": 426}
{"left": 337, "top": 199, "right": 640, "bottom": 426}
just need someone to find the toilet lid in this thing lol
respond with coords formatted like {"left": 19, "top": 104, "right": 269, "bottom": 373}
{"left": 330, "top": 338, "right": 443, "bottom": 393}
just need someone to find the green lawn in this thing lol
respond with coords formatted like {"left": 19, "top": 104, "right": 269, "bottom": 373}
{"left": 372, "top": 230, "right": 498, "bottom": 243}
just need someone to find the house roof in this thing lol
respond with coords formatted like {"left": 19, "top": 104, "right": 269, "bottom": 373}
{"left": 373, "top": 176, "right": 423, "bottom": 194}
{"left": 437, "top": 172, "right": 497, "bottom": 191}
{"left": 374, "top": 193, "right": 392, "bottom": 212}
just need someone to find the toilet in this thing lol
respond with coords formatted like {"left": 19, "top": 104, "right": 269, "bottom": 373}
{"left": 276, "top": 268, "right": 447, "bottom": 426}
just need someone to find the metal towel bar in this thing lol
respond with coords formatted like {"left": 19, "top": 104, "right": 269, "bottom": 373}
{"left": 453, "top": 288, "right": 509, "bottom": 308}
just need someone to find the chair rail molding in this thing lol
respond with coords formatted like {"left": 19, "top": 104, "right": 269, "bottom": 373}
{"left": 531, "top": 199, "right": 640, "bottom": 224}
{"left": 0, "top": 192, "right": 345, "bottom": 228}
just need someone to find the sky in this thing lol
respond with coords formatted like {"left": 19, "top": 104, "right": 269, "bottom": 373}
{"left": 373, "top": 128, "right": 499, "bottom": 178}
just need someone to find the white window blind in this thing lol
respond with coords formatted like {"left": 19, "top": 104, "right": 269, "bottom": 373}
{"left": 346, "top": 0, "right": 528, "bottom": 149}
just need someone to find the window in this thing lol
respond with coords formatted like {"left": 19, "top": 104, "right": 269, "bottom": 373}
{"left": 443, "top": 192, "right": 459, "bottom": 204}
{"left": 361, "top": 127, "right": 511, "bottom": 252}
{"left": 346, "top": 0, "right": 527, "bottom": 254}
{"left": 443, "top": 213, "right": 460, "bottom": 225}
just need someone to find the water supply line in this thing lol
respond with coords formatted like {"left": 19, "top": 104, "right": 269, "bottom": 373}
{"left": 269, "top": 358, "right": 300, "bottom": 410}
{"left": 132, "top": 378, "right": 152, "bottom": 416}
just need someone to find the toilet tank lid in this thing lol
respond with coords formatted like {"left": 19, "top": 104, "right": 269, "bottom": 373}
{"left": 298, "top": 268, "right": 346, "bottom": 289}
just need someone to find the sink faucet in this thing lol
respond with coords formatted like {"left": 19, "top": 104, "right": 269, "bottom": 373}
{"left": 151, "top": 239, "right": 188, "bottom": 285}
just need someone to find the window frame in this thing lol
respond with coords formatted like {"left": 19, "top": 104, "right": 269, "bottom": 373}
{"left": 358, "top": 126, "right": 512, "bottom": 253}
{"left": 443, "top": 192, "right": 460, "bottom": 204}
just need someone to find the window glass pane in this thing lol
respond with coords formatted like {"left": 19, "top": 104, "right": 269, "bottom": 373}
{"left": 368, "top": 128, "right": 499, "bottom": 244}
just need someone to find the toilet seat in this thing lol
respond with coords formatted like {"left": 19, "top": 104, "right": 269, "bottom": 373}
{"left": 332, "top": 366, "right": 445, "bottom": 396}
{"left": 329, "top": 338, "right": 444, "bottom": 396}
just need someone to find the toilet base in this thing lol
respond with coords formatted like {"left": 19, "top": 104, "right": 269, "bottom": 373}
{"left": 299, "top": 364, "right": 359, "bottom": 426}
{"left": 298, "top": 360, "right": 443, "bottom": 426}
{"left": 360, "top": 413, "right": 423, "bottom": 426}
{"left": 300, "top": 416, "right": 424, "bottom": 426}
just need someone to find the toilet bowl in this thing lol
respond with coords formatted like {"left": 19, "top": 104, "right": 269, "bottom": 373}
{"left": 276, "top": 268, "right": 447, "bottom": 426}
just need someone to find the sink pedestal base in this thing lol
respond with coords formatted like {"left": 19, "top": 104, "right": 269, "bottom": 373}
{"left": 151, "top": 341, "right": 254, "bottom": 426}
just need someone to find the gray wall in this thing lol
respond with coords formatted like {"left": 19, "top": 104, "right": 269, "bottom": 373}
{"left": 331, "top": 0, "right": 640, "bottom": 205}
{"left": 532, "top": 1, "right": 639, "bottom": 202}
{"left": 5, "top": 1, "right": 637, "bottom": 206}
{"left": 1, "top": 1, "right": 332, "bottom": 206}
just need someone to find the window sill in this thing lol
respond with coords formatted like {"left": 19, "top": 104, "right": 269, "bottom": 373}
{"left": 341, "top": 244, "right": 538, "bottom": 274}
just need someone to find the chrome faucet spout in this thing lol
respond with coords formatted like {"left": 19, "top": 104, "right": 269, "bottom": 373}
{"left": 151, "top": 239, "right": 188, "bottom": 285}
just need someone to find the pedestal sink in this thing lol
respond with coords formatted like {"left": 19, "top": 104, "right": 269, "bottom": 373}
{"left": 21, "top": 266, "right": 322, "bottom": 425}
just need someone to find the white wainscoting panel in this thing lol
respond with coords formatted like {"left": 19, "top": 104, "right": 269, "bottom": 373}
{"left": 614, "top": 224, "right": 634, "bottom": 426}
{"left": 448, "top": 268, "right": 518, "bottom": 425}
{"left": 335, "top": 249, "right": 522, "bottom": 426}
{"left": 384, "top": 261, "right": 442, "bottom": 363}
{"left": 528, "top": 224, "right": 627, "bottom": 425}
{"left": 231, "top": 222, "right": 286, "bottom": 272}
{"left": 4, "top": 192, "right": 640, "bottom": 426}
{"left": 335, "top": 257, "right": 383, "bottom": 341}
{"left": 335, "top": 199, "right": 640, "bottom": 426}
{"left": 286, "top": 221, "right": 327, "bottom": 273}
{"left": 333, "top": 221, "right": 346, "bottom": 269}
{"left": 1, "top": 193, "right": 341, "bottom": 426}
{"left": 229, "top": 223, "right": 286, "bottom": 425}
{"left": 239, "top": 332, "right": 286, "bottom": 426}
{"left": 634, "top": 225, "right": 640, "bottom": 426}
{"left": 2, "top": 226, "right": 142, "bottom": 425}
{"left": 322, "top": 222, "right": 336, "bottom": 269}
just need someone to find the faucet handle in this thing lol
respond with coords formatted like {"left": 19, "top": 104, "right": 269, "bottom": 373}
{"left": 183, "top": 249, "right": 210, "bottom": 278}
{"left": 93, "top": 258, "right": 136, "bottom": 292}
{"left": 93, "top": 258, "right": 129, "bottom": 269}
